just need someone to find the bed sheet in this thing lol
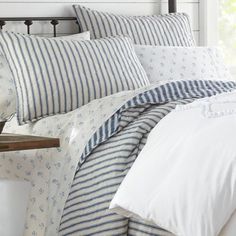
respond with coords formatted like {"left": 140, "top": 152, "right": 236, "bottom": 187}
{"left": 0, "top": 88, "right": 144, "bottom": 236}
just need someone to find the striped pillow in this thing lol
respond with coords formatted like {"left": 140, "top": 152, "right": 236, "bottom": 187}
{"left": 0, "top": 32, "right": 149, "bottom": 124}
{"left": 73, "top": 5, "right": 196, "bottom": 46}
{"left": 0, "top": 32, "right": 90, "bottom": 122}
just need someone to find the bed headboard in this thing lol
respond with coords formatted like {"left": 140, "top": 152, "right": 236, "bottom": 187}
{"left": 169, "top": 0, "right": 177, "bottom": 13}
{"left": 0, "top": 17, "right": 78, "bottom": 37}
{"left": 0, "top": 0, "right": 177, "bottom": 37}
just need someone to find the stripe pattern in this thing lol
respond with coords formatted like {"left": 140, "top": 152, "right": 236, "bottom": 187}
{"left": 0, "top": 32, "right": 149, "bottom": 124}
{"left": 74, "top": 5, "right": 196, "bottom": 46}
{"left": 60, "top": 80, "right": 236, "bottom": 235}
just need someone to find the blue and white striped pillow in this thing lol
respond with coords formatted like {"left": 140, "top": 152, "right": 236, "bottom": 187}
{"left": 73, "top": 5, "right": 196, "bottom": 46}
{"left": 0, "top": 32, "right": 91, "bottom": 123}
{"left": 0, "top": 32, "right": 149, "bottom": 124}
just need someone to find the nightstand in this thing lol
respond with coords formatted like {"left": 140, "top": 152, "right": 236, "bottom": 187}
{"left": 0, "top": 133, "right": 60, "bottom": 152}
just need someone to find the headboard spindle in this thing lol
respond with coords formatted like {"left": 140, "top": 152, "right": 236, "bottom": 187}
{"left": 24, "top": 20, "right": 33, "bottom": 34}
{"left": 51, "top": 19, "right": 59, "bottom": 37}
{"left": 169, "top": 0, "right": 177, "bottom": 13}
{"left": 0, "top": 20, "right": 5, "bottom": 30}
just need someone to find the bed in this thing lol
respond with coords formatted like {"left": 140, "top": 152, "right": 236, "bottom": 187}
{"left": 0, "top": 0, "right": 236, "bottom": 235}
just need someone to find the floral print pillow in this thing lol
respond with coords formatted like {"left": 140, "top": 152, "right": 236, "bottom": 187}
{"left": 135, "top": 45, "right": 233, "bottom": 83}
{"left": 0, "top": 54, "right": 16, "bottom": 121}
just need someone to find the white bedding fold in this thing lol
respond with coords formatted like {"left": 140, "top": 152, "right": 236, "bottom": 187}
{"left": 110, "top": 91, "right": 236, "bottom": 236}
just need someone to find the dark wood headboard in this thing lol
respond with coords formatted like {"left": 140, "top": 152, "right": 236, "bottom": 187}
{"left": 0, "top": 0, "right": 177, "bottom": 37}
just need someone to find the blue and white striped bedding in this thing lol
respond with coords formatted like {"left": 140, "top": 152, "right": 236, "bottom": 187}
{"left": 59, "top": 80, "right": 236, "bottom": 235}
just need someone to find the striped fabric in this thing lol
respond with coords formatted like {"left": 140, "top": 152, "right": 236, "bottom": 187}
{"left": 60, "top": 80, "right": 236, "bottom": 235}
{"left": 0, "top": 32, "right": 149, "bottom": 124}
{"left": 73, "top": 5, "right": 196, "bottom": 46}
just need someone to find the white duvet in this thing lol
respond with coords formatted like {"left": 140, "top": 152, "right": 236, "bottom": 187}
{"left": 0, "top": 88, "right": 145, "bottom": 236}
{"left": 110, "top": 91, "right": 236, "bottom": 236}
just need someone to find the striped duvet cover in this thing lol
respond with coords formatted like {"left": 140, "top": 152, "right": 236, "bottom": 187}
{"left": 59, "top": 80, "right": 236, "bottom": 236}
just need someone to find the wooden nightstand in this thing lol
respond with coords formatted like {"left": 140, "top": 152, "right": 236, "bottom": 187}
{"left": 0, "top": 133, "right": 60, "bottom": 152}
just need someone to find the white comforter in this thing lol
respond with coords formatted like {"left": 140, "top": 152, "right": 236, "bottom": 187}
{"left": 0, "top": 88, "right": 145, "bottom": 236}
{"left": 110, "top": 91, "right": 236, "bottom": 236}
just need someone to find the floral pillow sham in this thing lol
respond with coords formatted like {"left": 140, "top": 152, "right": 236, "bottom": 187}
{"left": 135, "top": 45, "right": 232, "bottom": 83}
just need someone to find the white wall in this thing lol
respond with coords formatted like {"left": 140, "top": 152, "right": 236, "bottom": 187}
{"left": 199, "top": 0, "right": 218, "bottom": 46}
{"left": 0, "top": 0, "right": 200, "bottom": 44}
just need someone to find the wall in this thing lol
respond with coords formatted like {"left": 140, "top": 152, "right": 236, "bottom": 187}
{"left": 0, "top": 0, "right": 200, "bottom": 44}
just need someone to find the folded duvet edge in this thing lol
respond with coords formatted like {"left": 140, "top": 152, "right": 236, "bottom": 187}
{"left": 109, "top": 203, "right": 181, "bottom": 236}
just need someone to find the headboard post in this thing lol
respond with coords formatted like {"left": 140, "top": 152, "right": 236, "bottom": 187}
{"left": 24, "top": 20, "right": 33, "bottom": 34}
{"left": 0, "top": 20, "right": 5, "bottom": 30}
{"left": 169, "top": 0, "right": 177, "bottom": 13}
{"left": 51, "top": 20, "right": 59, "bottom": 37}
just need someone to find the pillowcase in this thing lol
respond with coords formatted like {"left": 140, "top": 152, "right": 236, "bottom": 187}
{"left": 57, "top": 31, "right": 90, "bottom": 41}
{"left": 0, "top": 32, "right": 149, "bottom": 124}
{"left": 135, "top": 45, "right": 233, "bottom": 82}
{"left": 73, "top": 5, "right": 195, "bottom": 46}
{"left": 0, "top": 55, "right": 15, "bottom": 121}
{"left": 0, "top": 32, "right": 90, "bottom": 122}
{"left": 110, "top": 93, "right": 236, "bottom": 236}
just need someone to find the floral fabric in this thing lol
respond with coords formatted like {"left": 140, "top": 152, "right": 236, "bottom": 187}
{"left": 135, "top": 45, "right": 233, "bottom": 83}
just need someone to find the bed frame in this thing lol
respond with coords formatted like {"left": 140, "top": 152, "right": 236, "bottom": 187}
{"left": 0, "top": 0, "right": 177, "bottom": 37}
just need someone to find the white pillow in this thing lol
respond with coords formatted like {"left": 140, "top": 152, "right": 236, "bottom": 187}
{"left": 56, "top": 31, "right": 90, "bottom": 41}
{"left": 0, "top": 32, "right": 90, "bottom": 122}
{"left": 110, "top": 92, "right": 236, "bottom": 236}
{"left": 135, "top": 45, "right": 233, "bottom": 83}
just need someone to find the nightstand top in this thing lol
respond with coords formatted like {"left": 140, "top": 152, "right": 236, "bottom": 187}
{"left": 0, "top": 133, "right": 60, "bottom": 152}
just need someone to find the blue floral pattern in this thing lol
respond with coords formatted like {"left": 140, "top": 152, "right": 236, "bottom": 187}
{"left": 0, "top": 54, "right": 16, "bottom": 121}
{"left": 135, "top": 46, "right": 233, "bottom": 83}
{"left": 0, "top": 89, "right": 144, "bottom": 236}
